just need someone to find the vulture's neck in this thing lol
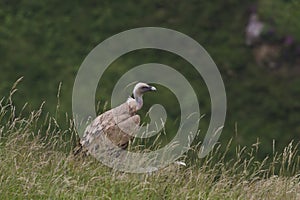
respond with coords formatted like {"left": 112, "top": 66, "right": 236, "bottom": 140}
{"left": 133, "top": 93, "right": 143, "bottom": 110}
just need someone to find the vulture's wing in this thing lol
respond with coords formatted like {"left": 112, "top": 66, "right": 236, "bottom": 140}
{"left": 80, "top": 98, "right": 140, "bottom": 157}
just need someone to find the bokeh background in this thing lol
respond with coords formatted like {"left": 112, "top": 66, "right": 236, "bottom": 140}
{"left": 1, "top": 0, "right": 299, "bottom": 160}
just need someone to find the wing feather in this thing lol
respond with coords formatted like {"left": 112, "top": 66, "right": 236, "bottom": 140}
{"left": 80, "top": 100, "right": 140, "bottom": 156}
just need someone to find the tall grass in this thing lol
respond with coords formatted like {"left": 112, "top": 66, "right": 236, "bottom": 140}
{"left": 0, "top": 85, "right": 299, "bottom": 199}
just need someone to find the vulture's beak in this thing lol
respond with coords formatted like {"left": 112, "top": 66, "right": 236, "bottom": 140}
{"left": 149, "top": 86, "right": 156, "bottom": 91}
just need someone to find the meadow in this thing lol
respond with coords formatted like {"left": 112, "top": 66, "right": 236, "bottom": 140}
{"left": 0, "top": 88, "right": 299, "bottom": 199}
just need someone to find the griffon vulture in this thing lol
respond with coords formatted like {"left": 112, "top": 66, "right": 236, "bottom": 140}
{"left": 74, "top": 82, "right": 156, "bottom": 157}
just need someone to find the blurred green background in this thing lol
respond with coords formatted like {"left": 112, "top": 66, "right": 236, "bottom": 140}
{"left": 1, "top": 0, "right": 299, "bottom": 159}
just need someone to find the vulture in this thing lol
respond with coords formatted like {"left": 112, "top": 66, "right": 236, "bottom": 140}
{"left": 74, "top": 82, "right": 157, "bottom": 158}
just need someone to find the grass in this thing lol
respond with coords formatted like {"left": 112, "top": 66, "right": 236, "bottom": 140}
{"left": 0, "top": 90, "right": 299, "bottom": 199}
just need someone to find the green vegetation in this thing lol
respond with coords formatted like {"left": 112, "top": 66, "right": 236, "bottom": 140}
{"left": 1, "top": 1, "right": 300, "bottom": 157}
{"left": 0, "top": 1, "right": 300, "bottom": 198}
{"left": 259, "top": 0, "right": 300, "bottom": 42}
{"left": 0, "top": 94, "right": 299, "bottom": 199}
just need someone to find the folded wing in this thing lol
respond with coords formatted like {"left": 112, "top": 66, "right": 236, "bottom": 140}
{"left": 79, "top": 98, "right": 140, "bottom": 157}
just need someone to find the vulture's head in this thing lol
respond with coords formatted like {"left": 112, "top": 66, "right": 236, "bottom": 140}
{"left": 131, "top": 82, "right": 156, "bottom": 110}
{"left": 133, "top": 82, "right": 156, "bottom": 98}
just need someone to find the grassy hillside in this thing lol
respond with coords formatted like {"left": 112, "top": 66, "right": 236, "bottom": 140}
{"left": 2, "top": 136, "right": 299, "bottom": 199}
{"left": 0, "top": 94, "right": 299, "bottom": 199}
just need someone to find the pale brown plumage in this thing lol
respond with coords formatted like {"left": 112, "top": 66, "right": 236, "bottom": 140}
{"left": 73, "top": 82, "right": 156, "bottom": 158}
